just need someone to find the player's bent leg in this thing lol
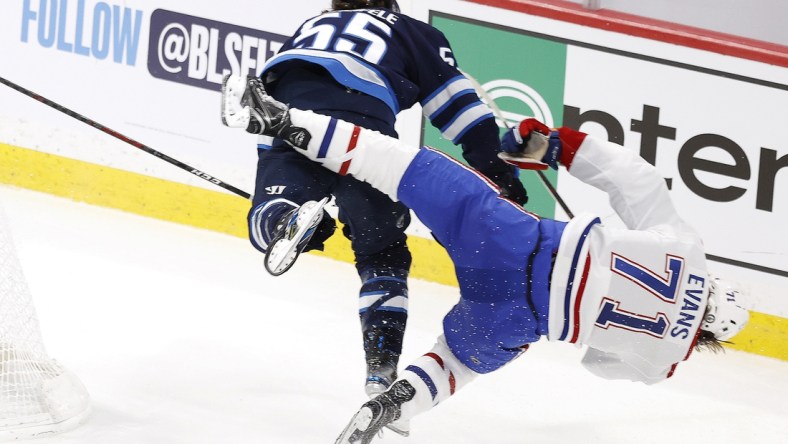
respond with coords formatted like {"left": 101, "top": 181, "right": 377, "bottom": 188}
{"left": 246, "top": 198, "right": 332, "bottom": 254}
{"left": 249, "top": 148, "right": 338, "bottom": 274}
{"left": 233, "top": 82, "right": 419, "bottom": 201}
{"left": 266, "top": 197, "right": 330, "bottom": 275}
{"left": 247, "top": 198, "right": 336, "bottom": 275}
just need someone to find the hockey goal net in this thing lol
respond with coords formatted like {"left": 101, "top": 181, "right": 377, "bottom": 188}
{"left": 0, "top": 201, "right": 90, "bottom": 440}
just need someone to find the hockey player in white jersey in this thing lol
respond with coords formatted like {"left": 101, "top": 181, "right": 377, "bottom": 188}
{"left": 223, "top": 80, "right": 750, "bottom": 443}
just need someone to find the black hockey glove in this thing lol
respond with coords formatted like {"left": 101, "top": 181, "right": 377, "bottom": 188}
{"left": 480, "top": 167, "right": 528, "bottom": 205}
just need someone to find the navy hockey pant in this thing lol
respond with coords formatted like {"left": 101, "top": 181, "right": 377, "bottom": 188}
{"left": 249, "top": 147, "right": 412, "bottom": 361}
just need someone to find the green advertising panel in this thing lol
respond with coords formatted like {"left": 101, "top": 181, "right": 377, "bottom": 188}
{"left": 427, "top": 13, "right": 567, "bottom": 217}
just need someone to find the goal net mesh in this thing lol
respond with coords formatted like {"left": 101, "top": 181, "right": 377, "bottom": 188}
{"left": 0, "top": 200, "right": 89, "bottom": 440}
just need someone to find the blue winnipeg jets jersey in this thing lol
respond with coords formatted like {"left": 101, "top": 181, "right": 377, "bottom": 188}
{"left": 260, "top": 8, "right": 503, "bottom": 171}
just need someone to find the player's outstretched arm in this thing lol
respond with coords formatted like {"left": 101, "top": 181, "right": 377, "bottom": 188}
{"left": 501, "top": 120, "right": 686, "bottom": 231}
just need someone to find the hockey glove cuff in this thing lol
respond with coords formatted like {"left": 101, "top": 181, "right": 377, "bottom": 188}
{"left": 553, "top": 126, "right": 587, "bottom": 170}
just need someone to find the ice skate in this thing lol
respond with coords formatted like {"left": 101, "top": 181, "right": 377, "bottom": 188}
{"left": 264, "top": 197, "right": 329, "bottom": 276}
{"left": 365, "top": 356, "right": 397, "bottom": 397}
{"left": 365, "top": 355, "right": 410, "bottom": 437}
{"left": 244, "top": 77, "right": 313, "bottom": 148}
{"left": 336, "top": 381, "right": 415, "bottom": 444}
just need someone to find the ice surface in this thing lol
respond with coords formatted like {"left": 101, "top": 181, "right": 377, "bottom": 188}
{"left": 1, "top": 185, "right": 786, "bottom": 444}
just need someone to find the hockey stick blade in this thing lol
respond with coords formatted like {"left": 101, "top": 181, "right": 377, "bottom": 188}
{"left": 335, "top": 406, "right": 375, "bottom": 444}
{"left": 497, "top": 152, "right": 549, "bottom": 170}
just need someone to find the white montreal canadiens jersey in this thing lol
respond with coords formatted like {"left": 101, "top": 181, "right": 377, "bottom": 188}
{"left": 548, "top": 136, "right": 709, "bottom": 384}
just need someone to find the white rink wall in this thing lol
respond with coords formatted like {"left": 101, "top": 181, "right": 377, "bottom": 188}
{"left": 1, "top": 1, "right": 786, "bottom": 325}
{"left": 564, "top": 0, "right": 788, "bottom": 45}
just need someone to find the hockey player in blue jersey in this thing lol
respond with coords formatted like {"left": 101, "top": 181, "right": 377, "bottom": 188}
{"left": 223, "top": 82, "right": 751, "bottom": 443}
{"left": 230, "top": 0, "right": 527, "bottom": 416}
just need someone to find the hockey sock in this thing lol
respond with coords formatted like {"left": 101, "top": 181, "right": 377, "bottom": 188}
{"left": 359, "top": 268, "right": 409, "bottom": 361}
{"left": 398, "top": 336, "right": 479, "bottom": 421}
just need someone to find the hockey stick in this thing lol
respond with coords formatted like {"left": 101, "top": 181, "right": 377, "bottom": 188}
{"left": 460, "top": 70, "right": 575, "bottom": 218}
{"left": 0, "top": 75, "right": 252, "bottom": 200}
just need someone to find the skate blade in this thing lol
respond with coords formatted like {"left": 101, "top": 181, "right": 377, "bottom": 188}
{"left": 335, "top": 407, "right": 374, "bottom": 444}
{"left": 384, "top": 419, "right": 410, "bottom": 437}
{"left": 264, "top": 197, "right": 329, "bottom": 276}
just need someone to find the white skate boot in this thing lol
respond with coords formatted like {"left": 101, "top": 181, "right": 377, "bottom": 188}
{"left": 264, "top": 197, "right": 329, "bottom": 276}
{"left": 365, "top": 357, "right": 409, "bottom": 437}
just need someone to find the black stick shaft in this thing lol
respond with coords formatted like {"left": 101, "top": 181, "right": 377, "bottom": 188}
{"left": 0, "top": 76, "right": 251, "bottom": 200}
{"left": 459, "top": 69, "right": 574, "bottom": 218}
{"left": 537, "top": 169, "right": 574, "bottom": 218}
